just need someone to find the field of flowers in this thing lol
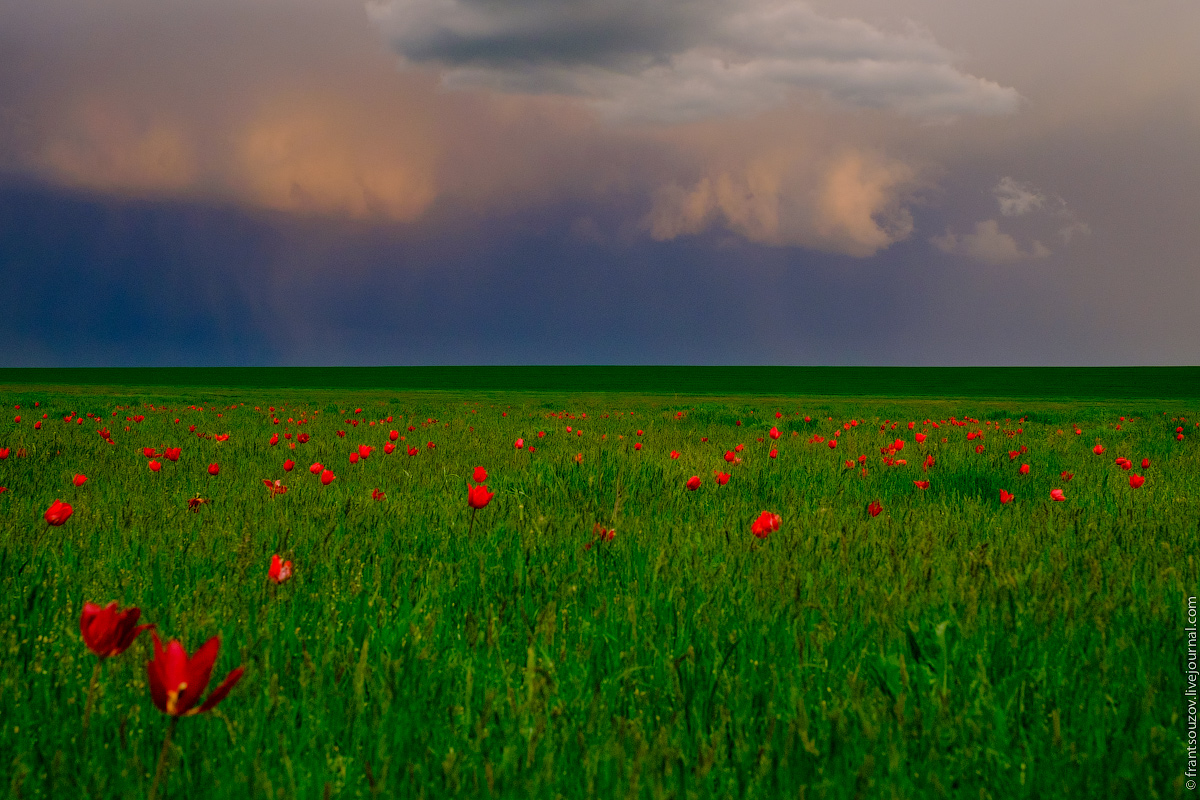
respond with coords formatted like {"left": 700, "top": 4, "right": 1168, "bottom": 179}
{"left": 1, "top": 383, "right": 1196, "bottom": 799}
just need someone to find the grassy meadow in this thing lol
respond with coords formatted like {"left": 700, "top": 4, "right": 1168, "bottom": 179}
{"left": 0, "top": 373, "right": 1196, "bottom": 798}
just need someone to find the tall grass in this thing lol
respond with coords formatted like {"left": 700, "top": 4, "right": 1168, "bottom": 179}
{"left": 0, "top": 388, "right": 1194, "bottom": 798}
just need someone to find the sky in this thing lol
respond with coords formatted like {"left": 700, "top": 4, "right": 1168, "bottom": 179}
{"left": 1, "top": 0, "right": 1198, "bottom": 367}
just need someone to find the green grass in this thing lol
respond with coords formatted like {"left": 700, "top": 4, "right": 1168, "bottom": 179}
{"left": 0, "top": 384, "right": 1195, "bottom": 799}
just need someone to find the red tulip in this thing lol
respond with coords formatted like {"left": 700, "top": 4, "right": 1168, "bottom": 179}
{"left": 149, "top": 460, "right": 161, "bottom": 472}
{"left": 769, "top": 448, "right": 777, "bottom": 459}
{"left": 750, "top": 511, "right": 781, "bottom": 539}
{"left": 45, "top": 499, "right": 73, "bottom": 525}
{"left": 893, "top": 439, "right": 904, "bottom": 452}
{"left": 0, "top": 448, "right": 7, "bottom": 459}
{"left": 634, "top": 442, "right": 642, "bottom": 451}
{"left": 1050, "top": 488, "right": 1066, "bottom": 502}
{"left": 514, "top": 438, "right": 524, "bottom": 449}
{"left": 915, "top": 432, "right": 926, "bottom": 443}
{"left": 297, "top": 433, "right": 310, "bottom": 444}
{"left": 713, "top": 471, "right": 730, "bottom": 486}
{"left": 1061, "top": 471, "right": 1074, "bottom": 481}
{"left": 358, "top": 444, "right": 371, "bottom": 459}
{"left": 1093, "top": 444, "right": 1104, "bottom": 455}
{"left": 214, "top": 434, "right": 229, "bottom": 442}
{"left": 269, "top": 434, "right": 279, "bottom": 446}
{"left": 999, "top": 489, "right": 1014, "bottom": 504}
{"left": 389, "top": 430, "right": 399, "bottom": 441}
{"left": 187, "top": 496, "right": 208, "bottom": 512}
{"left": 1008, "top": 450, "right": 1019, "bottom": 460}
{"left": 670, "top": 450, "right": 680, "bottom": 459}
{"left": 1019, "top": 464, "right": 1030, "bottom": 475}
{"left": 73, "top": 474, "right": 88, "bottom": 487}
{"left": 268, "top": 554, "right": 292, "bottom": 583}
{"left": 867, "top": 500, "right": 883, "bottom": 517}
{"left": 974, "top": 445, "right": 985, "bottom": 454}
{"left": 1141, "top": 458, "right": 1150, "bottom": 468}
{"left": 164, "top": 448, "right": 181, "bottom": 462}
{"left": 320, "top": 469, "right": 335, "bottom": 485}
{"left": 913, "top": 480, "right": 929, "bottom": 490}
{"left": 81, "top": 601, "right": 153, "bottom": 659}
{"left": 146, "top": 632, "right": 244, "bottom": 717}
{"left": 143, "top": 447, "right": 157, "bottom": 458}
{"left": 768, "top": 427, "right": 780, "bottom": 440}
{"left": 262, "top": 479, "right": 287, "bottom": 497}
{"left": 407, "top": 446, "right": 419, "bottom": 456}
{"left": 473, "top": 466, "right": 488, "bottom": 483}
{"left": 207, "top": 463, "right": 219, "bottom": 476}
{"left": 283, "top": 459, "right": 294, "bottom": 472}
{"left": 828, "top": 439, "right": 837, "bottom": 449}
{"left": 349, "top": 453, "right": 359, "bottom": 464}
{"left": 309, "top": 462, "right": 323, "bottom": 474}
{"left": 685, "top": 475, "right": 701, "bottom": 491}
{"left": 1129, "top": 474, "right": 1145, "bottom": 489}
{"left": 468, "top": 484, "right": 494, "bottom": 509}
{"left": 371, "top": 488, "right": 386, "bottom": 501}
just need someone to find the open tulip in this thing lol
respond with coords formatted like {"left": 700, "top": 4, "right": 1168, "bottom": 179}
{"left": 685, "top": 475, "right": 701, "bottom": 491}
{"left": 73, "top": 474, "right": 88, "bottom": 487}
{"left": 913, "top": 480, "right": 930, "bottom": 490}
{"left": 146, "top": 632, "right": 244, "bottom": 718}
{"left": 1000, "top": 489, "right": 1014, "bottom": 504}
{"left": 1019, "top": 464, "right": 1030, "bottom": 475}
{"left": 468, "top": 484, "right": 494, "bottom": 509}
{"left": 320, "top": 469, "right": 335, "bottom": 485}
{"left": 371, "top": 488, "right": 386, "bottom": 501}
{"left": 81, "top": 601, "right": 153, "bottom": 660}
{"left": 1050, "top": 488, "right": 1066, "bottom": 502}
{"left": 750, "top": 511, "right": 781, "bottom": 539}
{"left": 867, "top": 500, "right": 883, "bottom": 517}
{"left": 1129, "top": 474, "right": 1145, "bottom": 488}
{"left": 207, "top": 463, "right": 219, "bottom": 476}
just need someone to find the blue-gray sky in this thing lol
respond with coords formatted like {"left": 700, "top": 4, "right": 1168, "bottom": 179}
{"left": 1, "top": 0, "right": 1197, "bottom": 366}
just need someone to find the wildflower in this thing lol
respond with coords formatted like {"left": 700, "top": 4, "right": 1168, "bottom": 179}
{"left": 371, "top": 488, "right": 386, "bottom": 501}
{"left": 283, "top": 459, "right": 294, "bottom": 472}
{"left": 45, "top": 499, "right": 73, "bottom": 525}
{"left": 913, "top": 480, "right": 929, "bottom": 490}
{"left": 670, "top": 450, "right": 680, "bottom": 459}
{"left": 1019, "top": 464, "right": 1030, "bottom": 475}
{"left": 1061, "top": 471, "right": 1074, "bottom": 481}
{"left": 750, "top": 511, "right": 781, "bottom": 539}
{"left": 164, "top": 448, "right": 181, "bottom": 462}
{"left": 713, "top": 471, "right": 730, "bottom": 486}
{"left": 468, "top": 484, "right": 494, "bottom": 509}
{"left": 1093, "top": 444, "right": 1104, "bottom": 455}
{"left": 1000, "top": 489, "right": 1014, "bottom": 504}
{"left": 149, "top": 460, "right": 162, "bottom": 472}
{"left": 1129, "top": 474, "right": 1145, "bottom": 489}
{"left": 146, "top": 633, "right": 244, "bottom": 718}
{"left": 320, "top": 469, "right": 335, "bottom": 485}
{"left": 769, "top": 448, "right": 777, "bottom": 459}
{"left": 268, "top": 554, "right": 293, "bottom": 584}
{"left": 187, "top": 496, "right": 208, "bottom": 512}
{"left": 81, "top": 602, "right": 153, "bottom": 660}
{"left": 473, "top": 466, "right": 488, "bottom": 483}
{"left": 768, "top": 427, "right": 780, "bottom": 440}
{"left": 73, "top": 474, "right": 88, "bottom": 487}
{"left": 685, "top": 476, "right": 701, "bottom": 491}
{"left": 514, "top": 438, "right": 524, "bottom": 449}
{"left": 262, "top": 479, "right": 287, "bottom": 497}
{"left": 207, "top": 463, "right": 219, "bottom": 476}
{"left": 867, "top": 500, "right": 883, "bottom": 517}
{"left": 1050, "top": 488, "right": 1066, "bottom": 502}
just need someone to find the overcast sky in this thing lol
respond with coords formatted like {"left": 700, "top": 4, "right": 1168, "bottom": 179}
{"left": 1, "top": 0, "right": 1197, "bottom": 366}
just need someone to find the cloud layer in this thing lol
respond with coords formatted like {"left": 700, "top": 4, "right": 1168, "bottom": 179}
{"left": 370, "top": 0, "right": 1021, "bottom": 123}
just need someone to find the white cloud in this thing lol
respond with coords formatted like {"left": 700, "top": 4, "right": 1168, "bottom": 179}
{"left": 369, "top": 0, "right": 1022, "bottom": 124}
{"left": 931, "top": 219, "right": 1050, "bottom": 264}
{"left": 994, "top": 176, "right": 1045, "bottom": 216}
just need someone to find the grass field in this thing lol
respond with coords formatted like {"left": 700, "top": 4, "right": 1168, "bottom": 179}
{"left": 1, "top": 373, "right": 1196, "bottom": 799}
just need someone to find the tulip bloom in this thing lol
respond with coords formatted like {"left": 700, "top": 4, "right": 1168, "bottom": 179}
{"left": 473, "top": 466, "right": 488, "bottom": 483}
{"left": 358, "top": 444, "right": 371, "bottom": 459}
{"left": 768, "top": 427, "right": 781, "bottom": 440}
{"left": 81, "top": 602, "right": 153, "bottom": 660}
{"left": 1050, "top": 488, "right": 1066, "bottom": 502}
{"left": 320, "top": 469, "right": 335, "bottom": 485}
{"left": 468, "top": 484, "right": 494, "bottom": 509}
{"left": 149, "top": 460, "right": 161, "bottom": 472}
{"left": 1000, "top": 489, "right": 1014, "bottom": 504}
{"left": 670, "top": 450, "right": 680, "bottom": 459}
{"left": 371, "top": 488, "right": 386, "bottom": 501}
{"left": 73, "top": 474, "right": 88, "bottom": 487}
{"left": 1129, "top": 474, "right": 1145, "bottom": 489}
{"left": 1019, "top": 464, "right": 1030, "bottom": 475}
{"left": 349, "top": 453, "right": 359, "bottom": 464}
{"left": 514, "top": 438, "right": 524, "bottom": 449}
{"left": 146, "top": 632, "right": 244, "bottom": 718}
{"left": 1061, "top": 471, "right": 1074, "bottom": 481}
{"left": 867, "top": 500, "right": 883, "bottom": 517}
{"left": 724, "top": 450, "right": 736, "bottom": 463}
{"left": 262, "top": 479, "right": 287, "bottom": 497}
{"left": 913, "top": 480, "right": 929, "bottom": 490}
{"left": 269, "top": 434, "right": 279, "bottom": 446}
{"left": 915, "top": 432, "right": 926, "bottom": 443}
{"left": 769, "top": 448, "right": 777, "bottom": 459}
{"left": 164, "top": 448, "right": 181, "bottom": 462}
{"left": 685, "top": 475, "right": 701, "bottom": 491}
{"left": 207, "top": 463, "right": 219, "bottom": 476}
{"left": 1141, "top": 458, "right": 1150, "bottom": 468}
{"left": 283, "top": 459, "right": 294, "bottom": 472}
{"left": 713, "top": 471, "right": 730, "bottom": 486}
{"left": 1093, "top": 444, "right": 1104, "bottom": 455}
{"left": 828, "top": 439, "right": 837, "bottom": 449}
{"left": 45, "top": 499, "right": 73, "bottom": 525}
{"left": 750, "top": 511, "right": 781, "bottom": 539}
{"left": 268, "top": 554, "right": 293, "bottom": 583}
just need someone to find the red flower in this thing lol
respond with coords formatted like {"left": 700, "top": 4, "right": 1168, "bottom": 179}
{"left": 0, "top": 448, "right": 7, "bottom": 459}
{"left": 73, "top": 474, "right": 88, "bottom": 487}
{"left": 214, "top": 434, "right": 229, "bottom": 442}
{"left": 915, "top": 432, "right": 926, "bottom": 443}
{"left": 999, "top": 489, "right": 1014, "bottom": 504}
{"left": 143, "top": 447, "right": 158, "bottom": 458}
{"left": 974, "top": 444, "right": 985, "bottom": 454}
{"left": 1008, "top": 450, "right": 1019, "bottom": 460}
{"left": 913, "top": 480, "right": 929, "bottom": 490}
{"left": 269, "top": 434, "right": 279, "bottom": 446}
{"left": 81, "top": 602, "right": 153, "bottom": 659}
{"left": 1061, "top": 471, "right": 1074, "bottom": 481}
{"left": 724, "top": 450, "right": 736, "bottom": 463}
{"left": 320, "top": 469, "right": 335, "bottom": 485}
{"left": 1092, "top": 444, "right": 1104, "bottom": 455}
{"left": 750, "top": 511, "right": 781, "bottom": 539}
{"left": 262, "top": 479, "right": 287, "bottom": 497}
{"left": 1129, "top": 474, "right": 1145, "bottom": 489}
{"left": 164, "top": 448, "right": 181, "bottom": 462}
{"left": 685, "top": 475, "right": 701, "bottom": 491}
{"left": 187, "top": 496, "right": 208, "bottom": 512}
{"left": 713, "top": 471, "right": 730, "bottom": 486}
{"left": 146, "top": 632, "right": 244, "bottom": 717}
{"left": 149, "top": 460, "right": 161, "bottom": 472}
{"left": 468, "top": 484, "right": 494, "bottom": 509}
{"left": 670, "top": 450, "right": 680, "bottom": 459}
{"left": 349, "top": 453, "right": 359, "bottom": 464}
{"left": 1050, "top": 488, "right": 1066, "bottom": 502}
{"left": 309, "top": 462, "right": 323, "bottom": 474}
{"left": 893, "top": 439, "right": 905, "bottom": 452}
{"left": 208, "top": 463, "right": 219, "bottom": 476}
{"left": 473, "top": 466, "right": 488, "bottom": 483}
{"left": 769, "top": 448, "right": 777, "bottom": 459}
{"left": 389, "top": 430, "right": 399, "bottom": 441}
{"left": 358, "top": 444, "right": 371, "bottom": 459}
{"left": 45, "top": 499, "right": 73, "bottom": 525}
{"left": 1141, "top": 458, "right": 1150, "bottom": 468}
{"left": 1019, "top": 464, "right": 1030, "bottom": 475}
{"left": 371, "top": 488, "right": 386, "bottom": 501}
{"left": 268, "top": 554, "right": 292, "bottom": 583}
{"left": 768, "top": 427, "right": 781, "bottom": 440}
{"left": 828, "top": 439, "right": 837, "bottom": 449}
{"left": 297, "top": 433, "right": 310, "bottom": 444}
{"left": 634, "top": 442, "right": 642, "bottom": 451}
{"left": 407, "top": 446, "right": 419, "bottom": 456}
{"left": 283, "top": 459, "right": 294, "bottom": 472}
{"left": 867, "top": 500, "right": 883, "bottom": 517}
{"left": 514, "top": 438, "right": 524, "bottom": 449}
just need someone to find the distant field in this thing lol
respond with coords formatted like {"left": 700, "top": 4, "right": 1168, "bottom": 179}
{"left": 1, "top": 383, "right": 1195, "bottom": 798}
{"left": 2, "top": 365, "right": 1199, "bottom": 399}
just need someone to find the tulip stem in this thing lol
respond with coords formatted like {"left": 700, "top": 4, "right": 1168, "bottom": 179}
{"left": 82, "top": 660, "right": 102, "bottom": 734}
{"left": 468, "top": 508, "right": 477, "bottom": 537}
{"left": 148, "top": 717, "right": 178, "bottom": 800}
